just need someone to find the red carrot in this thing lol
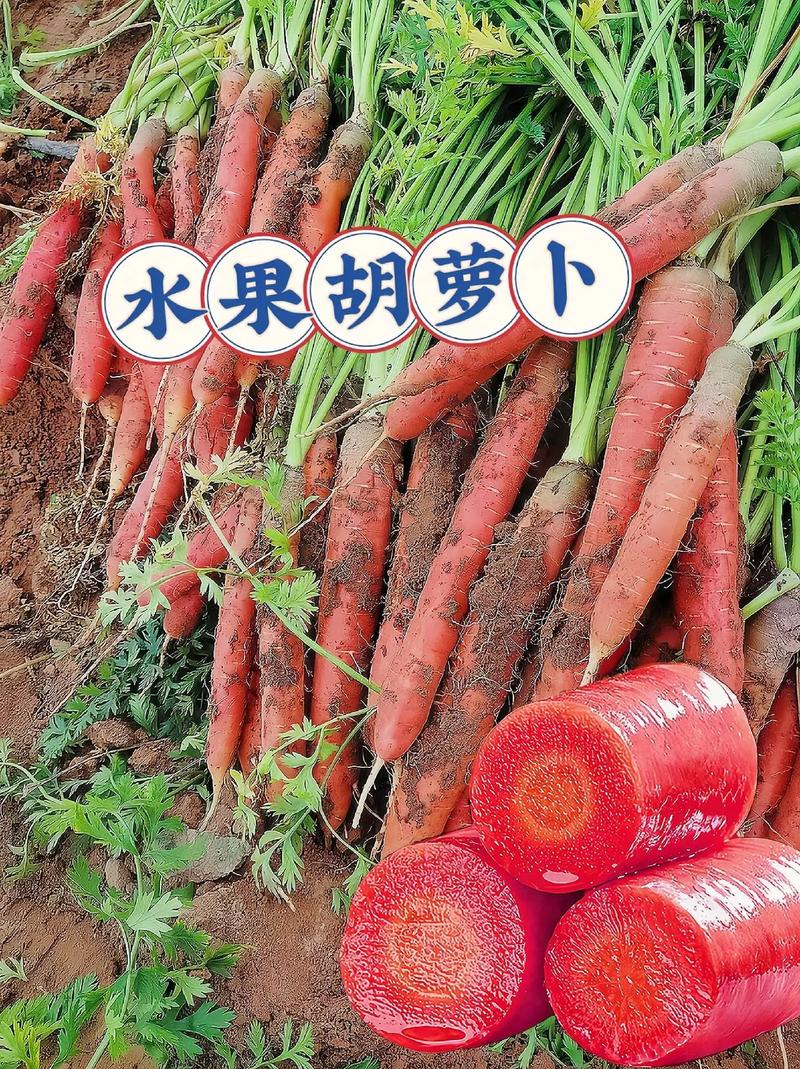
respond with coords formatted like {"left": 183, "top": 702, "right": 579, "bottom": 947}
{"left": 163, "top": 588, "right": 205, "bottom": 640}
{"left": 192, "top": 81, "right": 331, "bottom": 406}
{"left": 192, "top": 390, "right": 253, "bottom": 474}
{"left": 106, "top": 363, "right": 151, "bottom": 504}
{"left": 379, "top": 142, "right": 781, "bottom": 435}
{"left": 0, "top": 137, "right": 99, "bottom": 406}
{"left": 545, "top": 839, "right": 800, "bottom": 1066}
{"left": 198, "top": 61, "right": 250, "bottom": 199}
{"left": 584, "top": 343, "right": 752, "bottom": 681}
{"left": 171, "top": 126, "right": 202, "bottom": 245}
{"left": 382, "top": 459, "right": 592, "bottom": 856}
{"left": 536, "top": 264, "right": 718, "bottom": 698}
{"left": 372, "top": 337, "right": 573, "bottom": 764}
{"left": 341, "top": 829, "right": 578, "bottom": 1052}
{"left": 299, "top": 431, "right": 339, "bottom": 578}
{"left": 294, "top": 118, "right": 371, "bottom": 255}
{"left": 742, "top": 588, "right": 800, "bottom": 738}
{"left": 158, "top": 489, "right": 241, "bottom": 607}
{"left": 106, "top": 435, "right": 185, "bottom": 588}
{"left": 311, "top": 416, "right": 401, "bottom": 830}
{"left": 442, "top": 790, "right": 472, "bottom": 833}
{"left": 770, "top": 745, "right": 800, "bottom": 850}
{"left": 205, "top": 486, "right": 262, "bottom": 810}
{"left": 674, "top": 283, "right": 744, "bottom": 693}
{"left": 628, "top": 609, "right": 682, "bottom": 668}
{"left": 370, "top": 403, "right": 477, "bottom": 706}
{"left": 470, "top": 663, "right": 756, "bottom": 892}
{"left": 70, "top": 216, "right": 122, "bottom": 405}
{"left": 749, "top": 672, "right": 800, "bottom": 835}
{"left": 121, "top": 118, "right": 168, "bottom": 247}
{"left": 238, "top": 668, "right": 262, "bottom": 776}
{"left": 165, "top": 69, "right": 281, "bottom": 433}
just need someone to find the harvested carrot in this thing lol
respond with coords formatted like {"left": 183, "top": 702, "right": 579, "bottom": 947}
{"left": 537, "top": 264, "right": 717, "bottom": 698}
{"left": 341, "top": 829, "right": 578, "bottom": 1052}
{"left": 192, "top": 390, "right": 254, "bottom": 474}
{"left": 442, "top": 790, "right": 472, "bottom": 833}
{"left": 770, "top": 743, "right": 800, "bottom": 850}
{"left": 106, "top": 436, "right": 185, "bottom": 588}
{"left": 380, "top": 142, "right": 781, "bottom": 435}
{"left": 0, "top": 137, "right": 99, "bottom": 407}
{"left": 470, "top": 663, "right": 756, "bottom": 892}
{"left": 171, "top": 126, "right": 202, "bottom": 244}
{"left": 198, "top": 60, "right": 249, "bottom": 199}
{"left": 295, "top": 118, "right": 371, "bottom": 255}
{"left": 311, "top": 416, "right": 401, "bottom": 830}
{"left": 370, "top": 403, "right": 478, "bottom": 708}
{"left": 372, "top": 337, "right": 573, "bottom": 764}
{"left": 70, "top": 216, "right": 122, "bottom": 405}
{"left": 749, "top": 672, "right": 800, "bottom": 835}
{"left": 238, "top": 669, "right": 262, "bottom": 777}
{"left": 158, "top": 489, "right": 241, "bottom": 607}
{"left": 299, "top": 431, "right": 339, "bottom": 578}
{"left": 121, "top": 118, "right": 168, "bottom": 247}
{"left": 205, "top": 486, "right": 262, "bottom": 810}
{"left": 163, "top": 588, "right": 205, "bottom": 640}
{"left": 628, "top": 609, "right": 682, "bottom": 669}
{"left": 106, "top": 364, "right": 151, "bottom": 505}
{"left": 545, "top": 839, "right": 800, "bottom": 1066}
{"left": 741, "top": 588, "right": 800, "bottom": 737}
{"left": 584, "top": 343, "right": 753, "bottom": 681}
{"left": 383, "top": 459, "right": 592, "bottom": 856}
{"left": 674, "top": 284, "right": 744, "bottom": 693}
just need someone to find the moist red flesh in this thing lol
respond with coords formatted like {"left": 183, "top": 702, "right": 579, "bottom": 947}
{"left": 470, "top": 663, "right": 756, "bottom": 891}
{"left": 340, "top": 829, "right": 576, "bottom": 1052}
{"left": 545, "top": 838, "right": 800, "bottom": 1066}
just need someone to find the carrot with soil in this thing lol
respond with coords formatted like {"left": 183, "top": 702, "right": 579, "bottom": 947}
{"left": 0, "top": 138, "right": 101, "bottom": 407}
{"left": 748, "top": 671, "right": 800, "bottom": 836}
{"left": 171, "top": 126, "right": 203, "bottom": 245}
{"left": 70, "top": 215, "right": 122, "bottom": 406}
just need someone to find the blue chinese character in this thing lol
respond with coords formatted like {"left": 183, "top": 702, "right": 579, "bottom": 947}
{"left": 433, "top": 241, "right": 504, "bottom": 325}
{"left": 326, "top": 252, "right": 409, "bottom": 328}
{"left": 219, "top": 260, "right": 309, "bottom": 334}
{"left": 119, "top": 268, "right": 205, "bottom": 340}
{"left": 547, "top": 240, "right": 595, "bottom": 317}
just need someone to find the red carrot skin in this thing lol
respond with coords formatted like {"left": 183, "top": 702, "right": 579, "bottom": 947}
{"left": 154, "top": 176, "right": 174, "bottom": 237}
{"left": 238, "top": 668, "right": 261, "bottom": 776}
{"left": 157, "top": 488, "right": 241, "bottom": 607}
{"left": 171, "top": 126, "right": 202, "bottom": 245}
{"left": 192, "top": 82, "right": 332, "bottom": 406}
{"left": 386, "top": 359, "right": 505, "bottom": 443}
{"left": 311, "top": 416, "right": 401, "bottom": 830}
{"left": 379, "top": 142, "right": 781, "bottom": 431}
{"left": 249, "top": 81, "right": 331, "bottom": 234}
{"left": 294, "top": 118, "right": 371, "bottom": 255}
{"left": 770, "top": 746, "right": 800, "bottom": 849}
{"left": 198, "top": 63, "right": 250, "bottom": 199}
{"left": 585, "top": 343, "right": 753, "bottom": 679}
{"left": 206, "top": 486, "right": 261, "bottom": 806}
{"left": 106, "top": 436, "right": 185, "bottom": 588}
{"left": 544, "top": 839, "right": 800, "bottom": 1066}
{"left": 121, "top": 118, "right": 168, "bottom": 247}
{"left": 442, "top": 789, "right": 472, "bottom": 833}
{"left": 70, "top": 217, "right": 122, "bottom": 404}
{"left": 163, "top": 588, "right": 205, "bottom": 639}
{"left": 107, "top": 363, "right": 151, "bottom": 504}
{"left": 748, "top": 674, "right": 800, "bottom": 835}
{"left": 0, "top": 137, "right": 99, "bottom": 406}
{"left": 299, "top": 431, "right": 339, "bottom": 578}
{"left": 536, "top": 264, "right": 718, "bottom": 698}
{"left": 674, "top": 284, "right": 744, "bottom": 693}
{"left": 341, "top": 829, "right": 578, "bottom": 1052}
{"left": 370, "top": 403, "right": 478, "bottom": 705}
{"left": 192, "top": 390, "right": 254, "bottom": 474}
{"left": 382, "top": 460, "right": 593, "bottom": 856}
{"left": 741, "top": 590, "right": 800, "bottom": 738}
{"left": 165, "top": 68, "right": 281, "bottom": 425}
{"left": 470, "top": 663, "right": 756, "bottom": 893}
{"left": 372, "top": 337, "right": 573, "bottom": 764}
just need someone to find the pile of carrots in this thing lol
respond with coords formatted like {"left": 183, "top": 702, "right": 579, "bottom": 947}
{"left": 3, "top": 0, "right": 800, "bottom": 1033}
{"left": 342, "top": 665, "right": 800, "bottom": 1066}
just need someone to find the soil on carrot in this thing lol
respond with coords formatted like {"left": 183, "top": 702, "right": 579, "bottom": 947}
{"left": 2, "top": 9, "right": 800, "bottom": 1069}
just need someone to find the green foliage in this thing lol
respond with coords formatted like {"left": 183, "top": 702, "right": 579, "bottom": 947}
{"left": 38, "top": 618, "right": 214, "bottom": 763}
{"left": 0, "top": 749, "right": 246, "bottom": 1067}
{"left": 492, "top": 1017, "right": 589, "bottom": 1068}
{"left": 751, "top": 388, "right": 800, "bottom": 505}
{"left": 0, "top": 959, "right": 26, "bottom": 986}
{"left": 0, "top": 228, "right": 37, "bottom": 285}
{"left": 215, "top": 1019, "right": 315, "bottom": 1068}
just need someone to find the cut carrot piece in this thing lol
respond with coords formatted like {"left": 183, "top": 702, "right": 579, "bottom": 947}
{"left": 545, "top": 838, "right": 800, "bottom": 1066}
{"left": 470, "top": 663, "right": 756, "bottom": 892}
{"left": 340, "top": 829, "right": 576, "bottom": 1052}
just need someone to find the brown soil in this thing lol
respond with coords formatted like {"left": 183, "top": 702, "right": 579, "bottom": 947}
{"left": 2, "top": 8, "right": 800, "bottom": 1069}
